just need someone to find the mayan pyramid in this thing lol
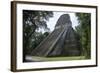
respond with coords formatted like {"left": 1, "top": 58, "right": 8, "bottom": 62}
{"left": 31, "top": 14, "right": 82, "bottom": 57}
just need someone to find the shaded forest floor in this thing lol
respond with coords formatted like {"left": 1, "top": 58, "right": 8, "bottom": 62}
{"left": 25, "top": 56, "right": 86, "bottom": 62}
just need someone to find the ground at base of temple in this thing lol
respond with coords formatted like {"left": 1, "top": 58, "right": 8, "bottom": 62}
{"left": 25, "top": 55, "right": 87, "bottom": 62}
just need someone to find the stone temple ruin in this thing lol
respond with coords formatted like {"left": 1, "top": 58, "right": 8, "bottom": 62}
{"left": 31, "top": 14, "right": 82, "bottom": 57}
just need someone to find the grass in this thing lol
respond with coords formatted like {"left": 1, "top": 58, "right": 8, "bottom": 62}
{"left": 31, "top": 56, "right": 86, "bottom": 62}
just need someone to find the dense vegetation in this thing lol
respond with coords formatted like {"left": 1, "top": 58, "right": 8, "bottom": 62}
{"left": 75, "top": 13, "right": 91, "bottom": 59}
{"left": 23, "top": 10, "right": 53, "bottom": 62}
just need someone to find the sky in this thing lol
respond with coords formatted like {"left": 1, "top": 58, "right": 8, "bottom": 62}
{"left": 38, "top": 12, "right": 79, "bottom": 33}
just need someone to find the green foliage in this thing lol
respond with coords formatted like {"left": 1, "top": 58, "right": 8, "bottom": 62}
{"left": 31, "top": 56, "right": 85, "bottom": 61}
{"left": 23, "top": 10, "right": 53, "bottom": 61}
{"left": 75, "top": 13, "right": 91, "bottom": 59}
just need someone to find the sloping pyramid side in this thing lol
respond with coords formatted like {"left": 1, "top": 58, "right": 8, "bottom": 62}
{"left": 31, "top": 25, "right": 66, "bottom": 57}
{"left": 47, "top": 26, "right": 82, "bottom": 57}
